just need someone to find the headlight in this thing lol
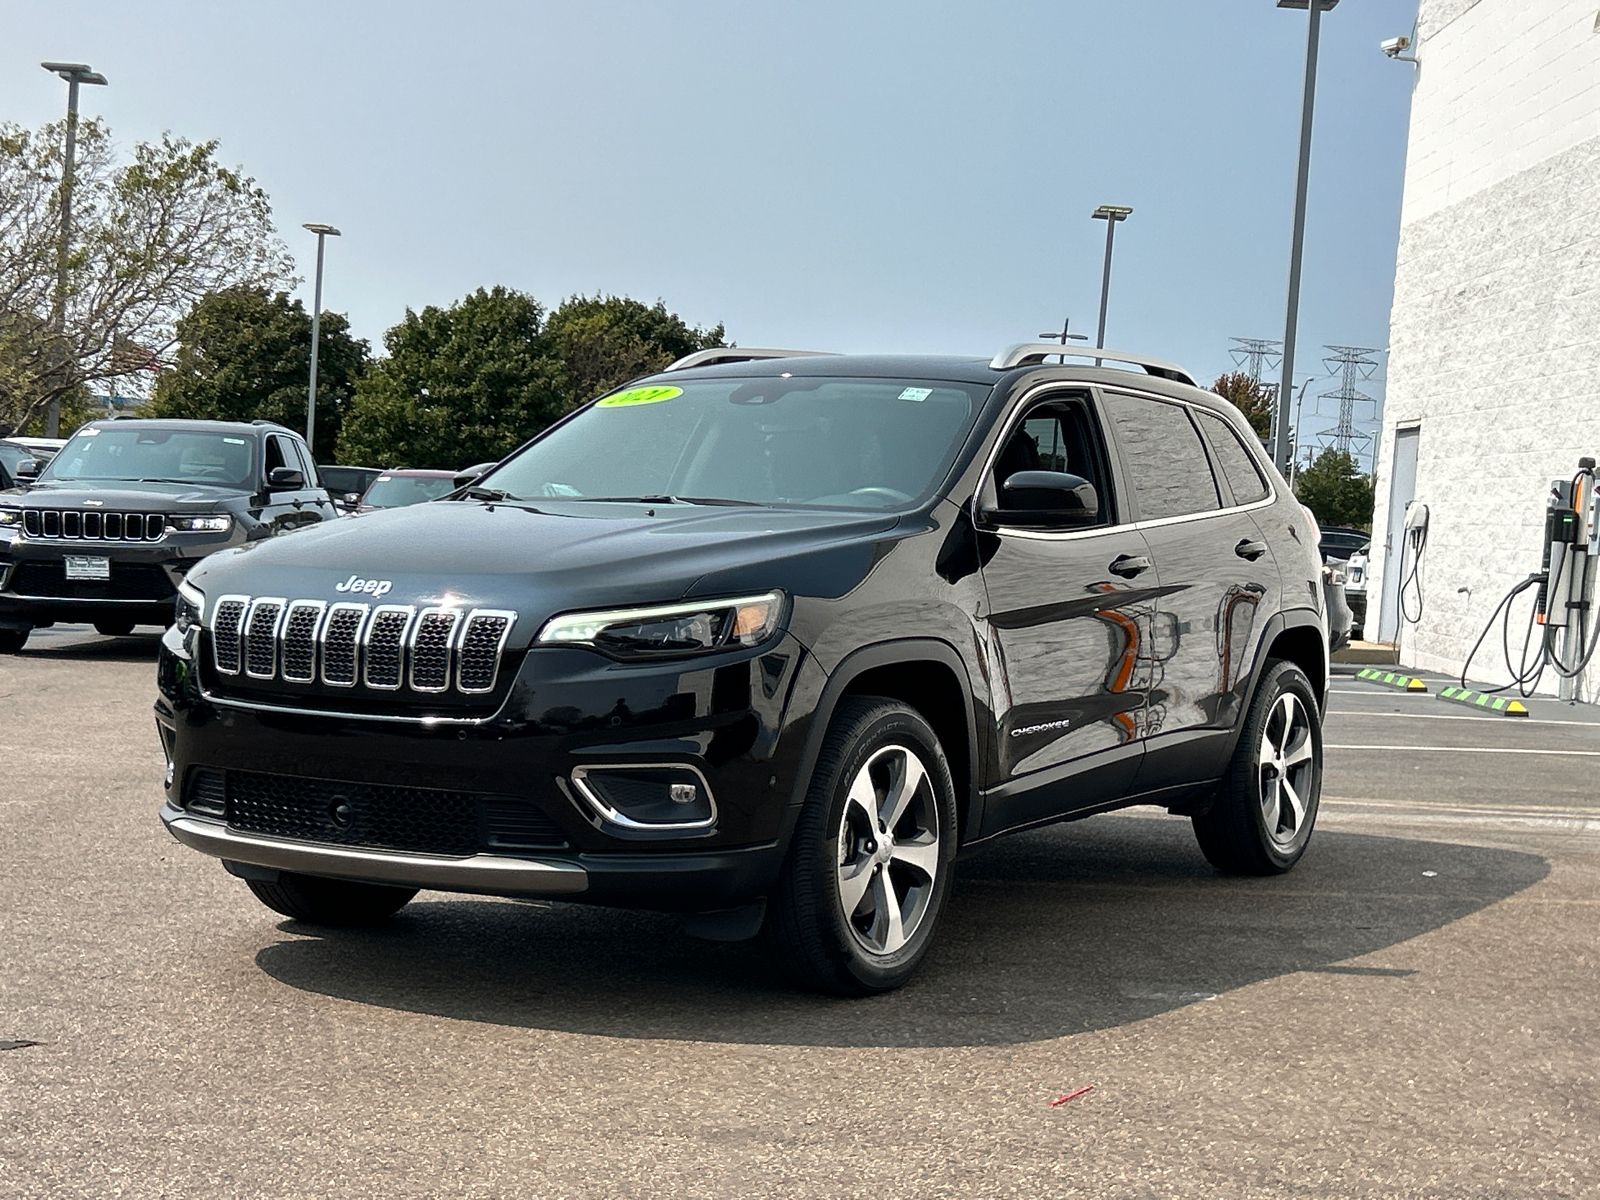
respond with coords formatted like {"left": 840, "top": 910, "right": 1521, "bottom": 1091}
{"left": 0, "top": 509, "right": 20, "bottom": 528}
{"left": 167, "top": 514, "right": 232, "bottom": 533}
{"left": 536, "top": 591, "right": 784, "bottom": 659}
{"left": 176, "top": 580, "right": 205, "bottom": 632}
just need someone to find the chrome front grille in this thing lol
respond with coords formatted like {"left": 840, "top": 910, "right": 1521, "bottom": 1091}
{"left": 22, "top": 509, "right": 166, "bottom": 541}
{"left": 209, "top": 593, "right": 516, "bottom": 698}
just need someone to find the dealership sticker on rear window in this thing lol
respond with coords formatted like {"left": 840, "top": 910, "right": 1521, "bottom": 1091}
{"left": 597, "top": 385, "right": 683, "bottom": 408}
{"left": 898, "top": 387, "right": 932, "bottom": 402}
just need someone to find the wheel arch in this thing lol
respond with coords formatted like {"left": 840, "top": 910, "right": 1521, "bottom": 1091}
{"left": 789, "top": 639, "right": 982, "bottom": 846}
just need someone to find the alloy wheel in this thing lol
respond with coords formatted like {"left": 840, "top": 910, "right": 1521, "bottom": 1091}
{"left": 1258, "top": 692, "right": 1316, "bottom": 849}
{"left": 834, "top": 743, "right": 943, "bottom": 956}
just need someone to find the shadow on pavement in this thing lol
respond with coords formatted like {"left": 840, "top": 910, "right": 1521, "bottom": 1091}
{"left": 253, "top": 814, "right": 1547, "bottom": 1048}
{"left": 20, "top": 630, "right": 163, "bottom": 662}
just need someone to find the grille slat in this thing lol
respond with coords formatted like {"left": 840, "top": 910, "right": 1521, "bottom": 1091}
{"left": 409, "top": 608, "right": 460, "bottom": 692}
{"left": 459, "top": 611, "right": 516, "bottom": 693}
{"left": 363, "top": 605, "right": 416, "bottom": 690}
{"left": 17, "top": 508, "right": 167, "bottom": 542}
{"left": 243, "top": 598, "right": 286, "bottom": 679}
{"left": 207, "top": 595, "right": 514, "bottom": 699}
{"left": 211, "top": 596, "right": 249, "bottom": 675}
{"left": 279, "top": 601, "right": 326, "bottom": 683}
{"left": 319, "top": 603, "right": 368, "bottom": 686}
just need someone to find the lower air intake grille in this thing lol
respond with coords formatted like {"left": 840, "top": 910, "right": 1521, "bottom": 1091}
{"left": 205, "top": 769, "right": 565, "bottom": 855}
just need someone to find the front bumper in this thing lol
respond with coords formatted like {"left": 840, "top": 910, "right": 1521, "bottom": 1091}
{"left": 155, "top": 622, "right": 817, "bottom": 909}
{"left": 161, "top": 802, "right": 589, "bottom": 894}
{"left": 0, "top": 532, "right": 231, "bottom": 627}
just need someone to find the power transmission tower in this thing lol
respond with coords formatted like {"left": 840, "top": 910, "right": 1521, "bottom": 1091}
{"left": 1315, "top": 345, "right": 1381, "bottom": 464}
{"left": 1229, "top": 337, "right": 1282, "bottom": 382}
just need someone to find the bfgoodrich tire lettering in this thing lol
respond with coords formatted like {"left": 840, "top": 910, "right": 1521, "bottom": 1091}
{"left": 763, "top": 696, "right": 958, "bottom": 995}
{"left": 1192, "top": 658, "right": 1323, "bottom": 875}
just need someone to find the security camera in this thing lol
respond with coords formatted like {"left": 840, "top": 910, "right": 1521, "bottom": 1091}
{"left": 1380, "top": 35, "right": 1411, "bottom": 57}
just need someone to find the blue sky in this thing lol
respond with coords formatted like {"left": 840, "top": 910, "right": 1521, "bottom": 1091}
{"left": 7, "top": 1, "right": 1420, "bottom": 458}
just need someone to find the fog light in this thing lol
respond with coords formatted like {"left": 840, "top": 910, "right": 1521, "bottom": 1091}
{"left": 570, "top": 764, "right": 716, "bottom": 830}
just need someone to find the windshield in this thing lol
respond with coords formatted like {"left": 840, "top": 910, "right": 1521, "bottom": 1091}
{"left": 362, "top": 475, "right": 457, "bottom": 508}
{"left": 481, "top": 376, "right": 986, "bottom": 509}
{"left": 42, "top": 428, "right": 255, "bottom": 488}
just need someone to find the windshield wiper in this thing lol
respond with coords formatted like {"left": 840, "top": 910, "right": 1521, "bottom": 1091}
{"left": 460, "top": 485, "right": 517, "bottom": 502}
{"left": 574, "top": 495, "right": 763, "bottom": 507}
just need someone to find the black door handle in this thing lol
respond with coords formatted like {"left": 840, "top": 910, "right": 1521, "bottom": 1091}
{"left": 1235, "top": 539, "right": 1268, "bottom": 561}
{"left": 1109, "top": 554, "right": 1152, "bottom": 578}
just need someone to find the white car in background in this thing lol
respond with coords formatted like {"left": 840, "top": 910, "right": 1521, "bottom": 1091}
{"left": 1344, "top": 542, "right": 1370, "bottom": 639}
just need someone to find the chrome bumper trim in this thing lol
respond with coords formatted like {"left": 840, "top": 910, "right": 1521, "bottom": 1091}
{"left": 161, "top": 805, "right": 588, "bottom": 895}
{"left": 196, "top": 685, "right": 500, "bottom": 726}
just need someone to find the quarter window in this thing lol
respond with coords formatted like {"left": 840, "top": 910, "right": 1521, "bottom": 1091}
{"left": 1101, "top": 392, "right": 1221, "bottom": 521}
{"left": 1195, "top": 409, "right": 1269, "bottom": 505}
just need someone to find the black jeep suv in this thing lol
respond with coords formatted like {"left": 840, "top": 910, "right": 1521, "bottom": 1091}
{"left": 156, "top": 346, "right": 1328, "bottom": 994}
{"left": 0, "top": 418, "right": 332, "bottom": 651}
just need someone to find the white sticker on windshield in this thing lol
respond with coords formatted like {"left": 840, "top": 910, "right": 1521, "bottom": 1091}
{"left": 223, "top": 437, "right": 246, "bottom": 444}
{"left": 898, "top": 387, "right": 932, "bottom": 402}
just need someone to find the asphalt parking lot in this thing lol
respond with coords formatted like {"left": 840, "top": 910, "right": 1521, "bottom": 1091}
{"left": 4, "top": 628, "right": 1599, "bottom": 1198}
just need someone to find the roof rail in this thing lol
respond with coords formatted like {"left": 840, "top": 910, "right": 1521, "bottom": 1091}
{"left": 663, "top": 347, "right": 836, "bottom": 372}
{"left": 989, "top": 343, "right": 1196, "bottom": 386}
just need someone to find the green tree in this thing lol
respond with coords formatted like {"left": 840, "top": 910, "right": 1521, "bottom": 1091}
{"left": 147, "top": 287, "right": 368, "bottom": 454}
{"left": 1211, "top": 371, "right": 1275, "bottom": 441}
{"left": 543, "top": 294, "right": 724, "bottom": 408}
{"left": 1294, "top": 449, "right": 1374, "bottom": 529}
{"left": 336, "top": 287, "right": 725, "bottom": 468}
{"left": 0, "top": 119, "right": 292, "bottom": 434}
{"left": 336, "top": 287, "right": 558, "bottom": 468}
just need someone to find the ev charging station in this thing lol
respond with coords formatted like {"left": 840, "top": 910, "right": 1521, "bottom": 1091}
{"left": 1537, "top": 459, "right": 1600, "bottom": 702}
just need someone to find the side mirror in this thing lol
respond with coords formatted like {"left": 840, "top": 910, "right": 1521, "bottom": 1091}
{"left": 14, "top": 459, "right": 40, "bottom": 480}
{"left": 454, "top": 462, "right": 497, "bottom": 489}
{"left": 267, "top": 467, "right": 304, "bottom": 489}
{"left": 983, "top": 470, "right": 1099, "bottom": 527}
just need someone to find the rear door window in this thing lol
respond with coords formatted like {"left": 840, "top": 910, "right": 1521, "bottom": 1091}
{"left": 1101, "top": 392, "right": 1221, "bottom": 521}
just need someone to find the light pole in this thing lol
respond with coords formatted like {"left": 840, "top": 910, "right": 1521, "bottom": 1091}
{"left": 301, "top": 223, "right": 341, "bottom": 457}
{"left": 1091, "top": 205, "right": 1132, "bottom": 364}
{"left": 1039, "top": 318, "right": 1090, "bottom": 360}
{"left": 40, "top": 62, "right": 108, "bottom": 438}
{"left": 1272, "top": 0, "right": 1339, "bottom": 474}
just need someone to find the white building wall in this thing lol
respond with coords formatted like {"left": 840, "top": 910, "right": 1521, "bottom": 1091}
{"left": 1370, "top": 0, "right": 1600, "bottom": 702}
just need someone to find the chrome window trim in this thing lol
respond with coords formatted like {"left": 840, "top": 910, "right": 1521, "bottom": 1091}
{"left": 408, "top": 606, "right": 463, "bottom": 694}
{"left": 242, "top": 597, "right": 288, "bottom": 680}
{"left": 457, "top": 608, "right": 517, "bottom": 694}
{"left": 210, "top": 594, "right": 251, "bottom": 675}
{"left": 278, "top": 599, "right": 328, "bottom": 683}
{"left": 318, "top": 601, "right": 371, "bottom": 687}
{"left": 361, "top": 604, "right": 417, "bottom": 691}
{"left": 976, "top": 380, "right": 1279, "bottom": 543}
{"left": 568, "top": 762, "right": 718, "bottom": 832}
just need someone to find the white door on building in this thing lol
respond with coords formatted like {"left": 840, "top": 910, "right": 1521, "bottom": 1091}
{"left": 1377, "top": 426, "right": 1420, "bottom": 643}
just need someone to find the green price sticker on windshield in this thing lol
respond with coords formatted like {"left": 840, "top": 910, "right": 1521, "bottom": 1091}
{"left": 597, "top": 385, "right": 682, "bottom": 408}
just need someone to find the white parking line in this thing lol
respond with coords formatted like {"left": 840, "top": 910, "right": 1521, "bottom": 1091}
{"left": 1325, "top": 743, "right": 1600, "bottom": 757}
{"left": 1327, "top": 710, "right": 1600, "bottom": 728}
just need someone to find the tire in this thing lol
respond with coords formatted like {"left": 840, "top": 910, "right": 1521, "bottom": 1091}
{"left": 0, "top": 628, "right": 28, "bottom": 653}
{"left": 1193, "top": 659, "right": 1323, "bottom": 875}
{"left": 244, "top": 872, "right": 417, "bottom": 926}
{"left": 94, "top": 619, "right": 136, "bottom": 637}
{"left": 763, "top": 696, "right": 958, "bottom": 995}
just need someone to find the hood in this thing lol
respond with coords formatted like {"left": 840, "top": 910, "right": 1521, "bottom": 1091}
{"left": 15, "top": 480, "right": 249, "bottom": 510}
{"left": 187, "top": 500, "right": 902, "bottom": 638}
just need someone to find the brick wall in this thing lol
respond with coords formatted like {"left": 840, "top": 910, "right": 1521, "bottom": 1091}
{"left": 1370, "top": 0, "right": 1600, "bottom": 702}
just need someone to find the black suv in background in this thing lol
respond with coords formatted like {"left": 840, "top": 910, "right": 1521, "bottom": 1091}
{"left": 157, "top": 346, "right": 1328, "bottom": 995}
{"left": 0, "top": 418, "right": 331, "bottom": 651}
